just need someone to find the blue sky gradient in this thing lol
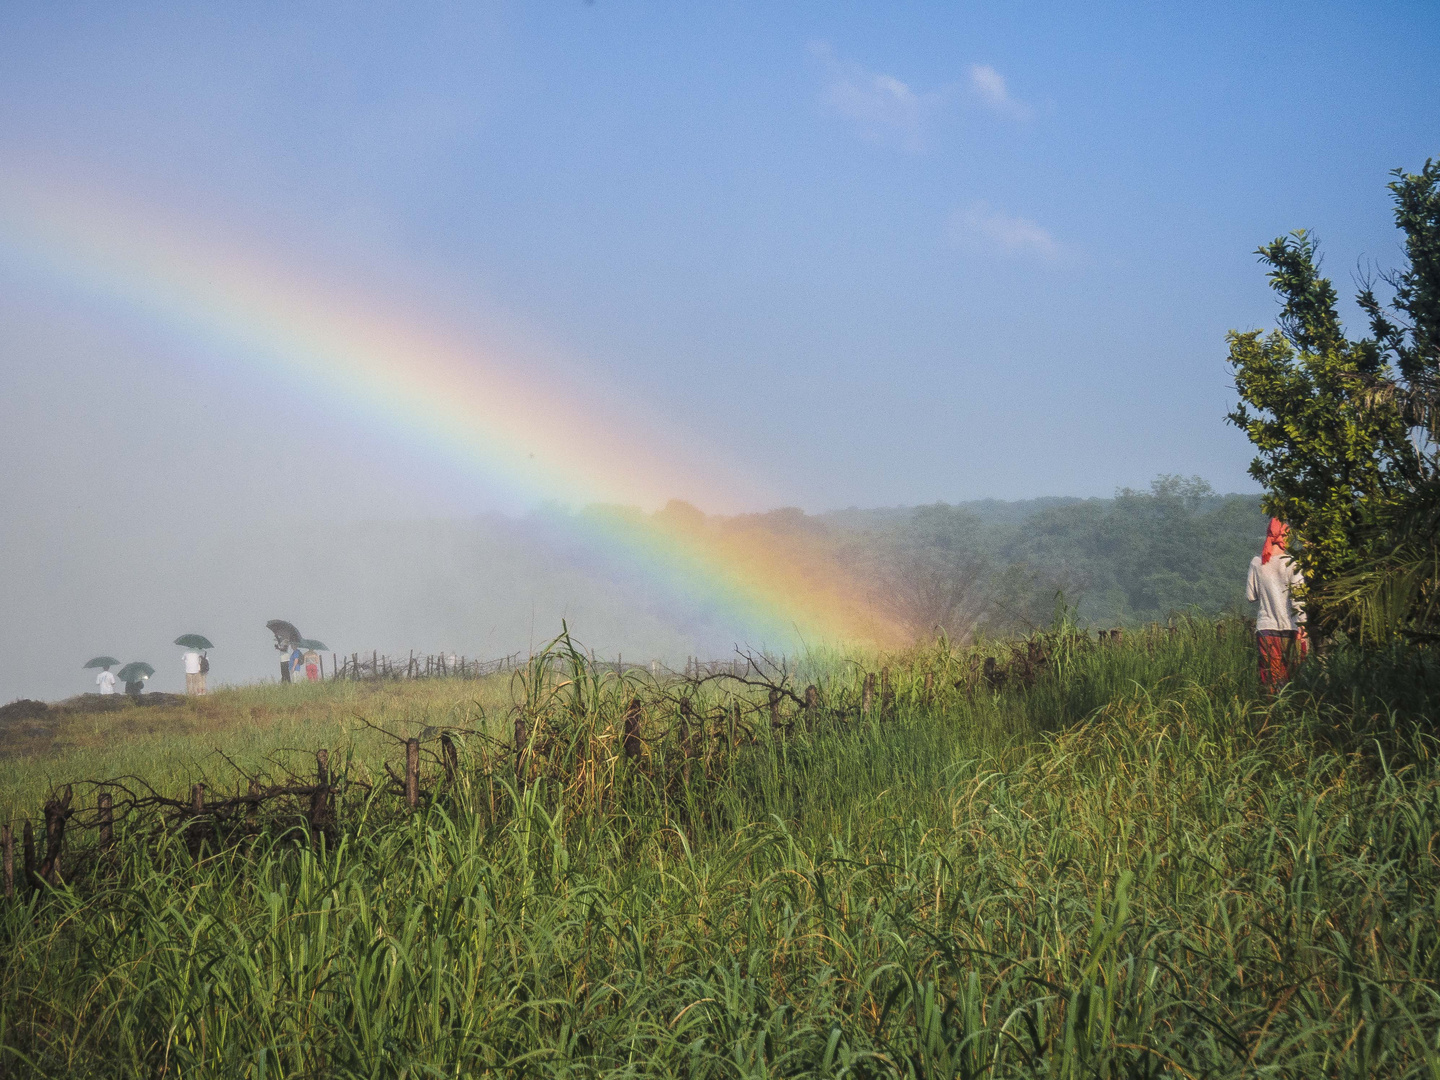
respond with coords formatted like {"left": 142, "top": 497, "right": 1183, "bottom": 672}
{"left": 2, "top": 1, "right": 1438, "bottom": 515}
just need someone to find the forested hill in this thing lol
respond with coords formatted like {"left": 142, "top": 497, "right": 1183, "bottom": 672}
{"left": 1, "top": 476, "right": 1267, "bottom": 700}
{"left": 816, "top": 476, "right": 1268, "bottom": 636}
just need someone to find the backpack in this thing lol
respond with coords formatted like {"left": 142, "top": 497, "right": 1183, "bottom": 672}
{"left": 199, "top": 654, "right": 210, "bottom": 675}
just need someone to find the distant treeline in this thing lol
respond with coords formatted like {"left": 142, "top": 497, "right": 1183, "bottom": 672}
{"left": 558, "top": 475, "right": 1267, "bottom": 645}
{"left": 775, "top": 475, "right": 1266, "bottom": 639}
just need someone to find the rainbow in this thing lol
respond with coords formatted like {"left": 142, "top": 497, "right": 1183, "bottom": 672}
{"left": 0, "top": 173, "right": 906, "bottom": 648}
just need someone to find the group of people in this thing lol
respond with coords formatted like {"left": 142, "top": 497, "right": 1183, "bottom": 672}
{"left": 289, "top": 646, "right": 322, "bottom": 681}
{"left": 92, "top": 648, "right": 209, "bottom": 696}
{"left": 83, "top": 523, "right": 1308, "bottom": 699}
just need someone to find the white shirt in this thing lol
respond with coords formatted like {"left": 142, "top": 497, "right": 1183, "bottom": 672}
{"left": 183, "top": 651, "right": 201, "bottom": 674}
{"left": 96, "top": 670, "right": 117, "bottom": 694}
{"left": 1247, "top": 553, "right": 1306, "bottom": 632}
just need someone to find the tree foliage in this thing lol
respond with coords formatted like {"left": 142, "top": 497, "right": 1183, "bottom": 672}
{"left": 1227, "top": 159, "right": 1440, "bottom": 638}
{"left": 867, "top": 504, "right": 994, "bottom": 641}
{"left": 830, "top": 479, "right": 1266, "bottom": 640}
{"left": 994, "top": 476, "right": 1264, "bottom": 629}
{"left": 1338, "top": 160, "right": 1440, "bottom": 641}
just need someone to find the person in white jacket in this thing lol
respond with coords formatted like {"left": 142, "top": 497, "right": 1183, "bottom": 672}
{"left": 1246, "top": 518, "right": 1307, "bottom": 688}
{"left": 183, "top": 650, "right": 206, "bottom": 695}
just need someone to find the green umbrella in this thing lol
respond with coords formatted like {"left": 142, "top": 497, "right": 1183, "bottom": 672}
{"left": 117, "top": 661, "right": 155, "bottom": 684}
{"left": 296, "top": 638, "right": 328, "bottom": 652}
{"left": 174, "top": 634, "right": 214, "bottom": 650}
{"left": 84, "top": 656, "right": 121, "bottom": 669}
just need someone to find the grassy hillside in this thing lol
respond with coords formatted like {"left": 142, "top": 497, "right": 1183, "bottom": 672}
{"left": 2, "top": 625, "right": 1437, "bottom": 1077}
{"left": 0, "top": 677, "right": 514, "bottom": 818}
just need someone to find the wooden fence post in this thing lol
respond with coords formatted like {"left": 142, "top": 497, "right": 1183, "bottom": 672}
{"left": 923, "top": 671, "right": 935, "bottom": 700}
{"left": 310, "top": 750, "right": 330, "bottom": 842}
{"left": 768, "top": 689, "right": 782, "bottom": 732}
{"left": 514, "top": 715, "right": 529, "bottom": 783}
{"left": 678, "top": 699, "right": 694, "bottom": 783}
{"left": 1025, "top": 641, "right": 1044, "bottom": 685}
{"left": 880, "top": 666, "right": 892, "bottom": 713}
{"left": 624, "top": 698, "right": 643, "bottom": 760}
{"left": 862, "top": 672, "right": 875, "bottom": 714}
{"left": 188, "top": 784, "right": 206, "bottom": 854}
{"left": 22, "top": 820, "right": 36, "bottom": 892}
{"left": 804, "top": 684, "right": 819, "bottom": 729}
{"left": 2, "top": 824, "right": 12, "bottom": 900}
{"left": 405, "top": 739, "right": 420, "bottom": 811}
{"left": 441, "top": 734, "right": 458, "bottom": 785}
{"left": 98, "top": 792, "right": 113, "bottom": 848}
{"left": 40, "top": 787, "right": 71, "bottom": 886}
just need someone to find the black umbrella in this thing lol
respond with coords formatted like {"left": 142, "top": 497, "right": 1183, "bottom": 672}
{"left": 84, "top": 656, "right": 120, "bottom": 669}
{"left": 266, "top": 620, "right": 301, "bottom": 651}
{"left": 174, "top": 634, "right": 214, "bottom": 650}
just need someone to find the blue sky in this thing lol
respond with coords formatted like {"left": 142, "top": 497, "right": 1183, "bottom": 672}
{"left": 2, "top": 1, "right": 1438, "bottom": 517}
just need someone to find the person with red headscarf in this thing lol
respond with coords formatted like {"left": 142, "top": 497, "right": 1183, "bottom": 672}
{"left": 1246, "top": 518, "right": 1307, "bottom": 688}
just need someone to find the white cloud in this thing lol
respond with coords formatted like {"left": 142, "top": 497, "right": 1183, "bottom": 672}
{"left": 948, "top": 201, "right": 1062, "bottom": 261}
{"left": 967, "top": 64, "right": 1033, "bottom": 122}
{"left": 809, "top": 41, "right": 936, "bottom": 151}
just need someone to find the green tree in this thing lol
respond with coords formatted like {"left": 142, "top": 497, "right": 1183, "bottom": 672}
{"left": 1226, "top": 213, "right": 1420, "bottom": 634}
{"left": 1328, "top": 161, "right": 1440, "bottom": 641}
{"left": 871, "top": 504, "right": 993, "bottom": 641}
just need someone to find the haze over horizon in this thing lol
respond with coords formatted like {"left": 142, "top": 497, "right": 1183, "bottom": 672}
{"left": 2, "top": 2, "right": 1437, "bottom": 700}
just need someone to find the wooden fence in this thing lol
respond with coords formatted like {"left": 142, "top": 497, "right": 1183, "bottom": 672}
{"left": 322, "top": 651, "right": 762, "bottom": 682}
{"left": 3, "top": 623, "right": 1240, "bottom": 900}
{"left": 327, "top": 650, "right": 527, "bottom": 681}
{"left": 0, "top": 734, "right": 466, "bottom": 899}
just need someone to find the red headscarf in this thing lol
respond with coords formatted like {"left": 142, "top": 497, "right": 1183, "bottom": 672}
{"left": 1261, "top": 518, "right": 1289, "bottom": 565}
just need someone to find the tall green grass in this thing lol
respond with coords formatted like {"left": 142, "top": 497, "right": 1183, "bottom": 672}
{"left": 2, "top": 622, "right": 1437, "bottom": 1077}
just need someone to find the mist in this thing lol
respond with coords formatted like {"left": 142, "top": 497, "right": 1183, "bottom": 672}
{"left": 1, "top": 507, "right": 739, "bottom": 702}
{"left": 0, "top": 289, "right": 745, "bottom": 703}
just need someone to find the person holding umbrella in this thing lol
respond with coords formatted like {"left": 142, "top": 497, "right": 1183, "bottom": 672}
{"left": 267, "top": 620, "right": 302, "bottom": 684}
{"left": 85, "top": 656, "right": 120, "bottom": 695}
{"left": 297, "top": 638, "right": 328, "bottom": 682}
{"left": 175, "top": 634, "right": 214, "bottom": 695}
{"left": 117, "top": 661, "right": 154, "bottom": 696}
